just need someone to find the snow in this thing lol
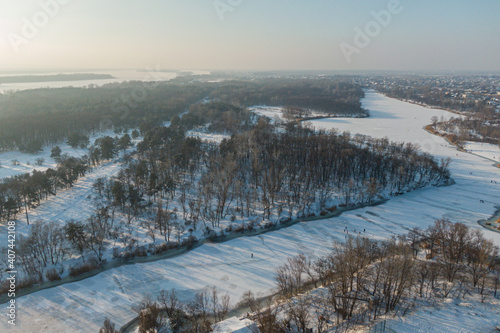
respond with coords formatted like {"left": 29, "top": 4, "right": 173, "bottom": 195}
{"left": 249, "top": 106, "right": 286, "bottom": 123}
{"left": 308, "top": 92, "right": 456, "bottom": 156}
{"left": 213, "top": 316, "right": 256, "bottom": 333}
{"left": 15, "top": 160, "right": 122, "bottom": 226}
{"left": 369, "top": 295, "right": 500, "bottom": 333}
{"left": 248, "top": 105, "right": 341, "bottom": 125}
{"left": 4, "top": 91, "right": 500, "bottom": 332}
{"left": 464, "top": 141, "right": 500, "bottom": 163}
{"left": 187, "top": 130, "right": 231, "bottom": 144}
{"left": 0, "top": 132, "right": 144, "bottom": 273}
{"left": 0, "top": 130, "right": 139, "bottom": 235}
{"left": 0, "top": 129, "right": 119, "bottom": 180}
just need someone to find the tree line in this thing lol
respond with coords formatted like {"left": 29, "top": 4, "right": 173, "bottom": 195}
{"left": 0, "top": 82, "right": 210, "bottom": 152}
{"left": 99, "top": 287, "right": 231, "bottom": 333}
{"left": 180, "top": 101, "right": 254, "bottom": 134}
{"left": 208, "top": 78, "right": 368, "bottom": 117}
{"left": 0, "top": 155, "right": 88, "bottom": 224}
{"left": 0, "top": 78, "right": 369, "bottom": 153}
{"left": 0, "top": 134, "right": 130, "bottom": 224}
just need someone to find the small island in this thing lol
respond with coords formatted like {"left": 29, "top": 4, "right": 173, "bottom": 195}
{"left": 0, "top": 73, "right": 114, "bottom": 84}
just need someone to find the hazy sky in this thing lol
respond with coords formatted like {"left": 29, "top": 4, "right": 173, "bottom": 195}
{"left": 0, "top": 0, "right": 498, "bottom": 72}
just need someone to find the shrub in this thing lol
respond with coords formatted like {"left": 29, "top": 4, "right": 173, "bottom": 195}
{"left": 182, "top": 236, "right": 198, "bottom": 250}
{"left": 152, "top": 242, "right": 179, "bottom": 255}
{"left": 134, "top": 246, "right": 148, "bottom": 258}
{"left": 234, "top": 224, "right": 245, "bottom": 233}
{"left": 69, "top": 259, "right": 101, "bottom": 277}
{"left": 112, "top": 247, "right": 121, "bottom": 259}
{"left": 121, "top": 251, "right": 134, "bottom": 260}
{"left": 153, "top": 243, "right": 168, "bottom": 255}
{"left": 17, "top": 278, "right": 38, "bottom": 291}
{"left": 264, "top": 221, "right": 275, "bottom": 229}
{"left": 279, "top": 217, "right": 292, "bottom": 224}
{"left": 208, "top": 231, "right": 220, "bottom": 242}
{"left": 45, "top": 268, "right": 61, "bottom": 282}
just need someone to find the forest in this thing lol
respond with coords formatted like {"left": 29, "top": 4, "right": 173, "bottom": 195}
{"left": 0, "top": 77, "right": 367, "bottom": 152}
{"left": 128, "top": 118, "right": 449, "bottom": 230}
{"left": 0, "top": 82, "right": 211, "bottom": 152}
{"left": 0, "top": 134, "right": 130, "bottom": 223}
{"left": 208, "top": 79, "right": 368, "bottom": 117}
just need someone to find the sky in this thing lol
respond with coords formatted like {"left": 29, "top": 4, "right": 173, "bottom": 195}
{"left": 0, "top": 0, "right": 499, "bottom": 73}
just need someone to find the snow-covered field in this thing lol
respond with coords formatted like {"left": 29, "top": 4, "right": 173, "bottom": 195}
{"left": 4, "top": 91, "right": 500, "bottom": 332}
{"left": 15, "top": 161, "right": 122, "bottom": 226}
{"left": 373, "top": 294, "right": 500, "bottom": 333}
{"left": 187, "top": 130, "right": 231, "bottom": 144}
{"left": 248, "top": 106, "right": 286, "bottom": 124}
{"left": 0, "top": 130, "right": 120, "bottom": 180}
{"left": 214, "top": 316, "right": 255, "bottom": 333}
{"left": 0, "top": 130, "right": 140, "bottom": 229}
{"left": 248, "top": 105, "right": 346, "bottom": 124}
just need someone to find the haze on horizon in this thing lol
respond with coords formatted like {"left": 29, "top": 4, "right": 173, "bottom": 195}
{"left": 0, "top": 0, "right": 499, "bottom": 73}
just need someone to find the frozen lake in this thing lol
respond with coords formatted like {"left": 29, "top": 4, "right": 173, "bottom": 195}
{"left": 0, "top": 69, "right": 209, "bottom": 93}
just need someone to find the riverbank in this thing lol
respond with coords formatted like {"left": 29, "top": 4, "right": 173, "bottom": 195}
{"left": 0, "top": 197, "right": 391, "bottom": 304}
{"left": 2, "top": 175, "right": 456, "bottom": 306}
{"left": 478, "top": 207, "right": 500, "bottom": 234}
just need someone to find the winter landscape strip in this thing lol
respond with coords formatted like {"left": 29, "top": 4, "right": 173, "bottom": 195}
{"left": 0, "top": 197, "right": 394, "bottom": 304}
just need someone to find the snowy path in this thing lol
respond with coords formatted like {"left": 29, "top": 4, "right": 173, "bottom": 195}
{"left": 3, "top": 160, "right": 123, "bottom": 239}
{"left": 5, "top": 91, "right": 500, "bottom": 332}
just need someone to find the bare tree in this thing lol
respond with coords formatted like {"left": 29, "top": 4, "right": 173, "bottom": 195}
{"left": 241, "top": 291, "right": 286, "bottom": 333}
{"left": 86, "top": 206, "right": 112, "bottom": 262}
{"left": 466, "top": 230, "right": 499, "bottom": 293}
{"left": 185, "top": 290, "right": 212, "bottom": 333}
{"left": 157, "top": 289, "right": 183, "bottom": 332}
{"left": 285, "top": 295, "right": 313, "bottom": 333}
{"left": 135, "top": 298, "right": 165, "bottom": 333}
{"left": 99, "top": 318, "right": 118, "bottom": 333}
{"left": 276, "top": 256, "right": 306, "bottom": 298}
{"left": 155, "top": 202, "right": 174, "bottom": 242}
{"left": 210, "top": 286, "right": 230, "bottom": 323}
